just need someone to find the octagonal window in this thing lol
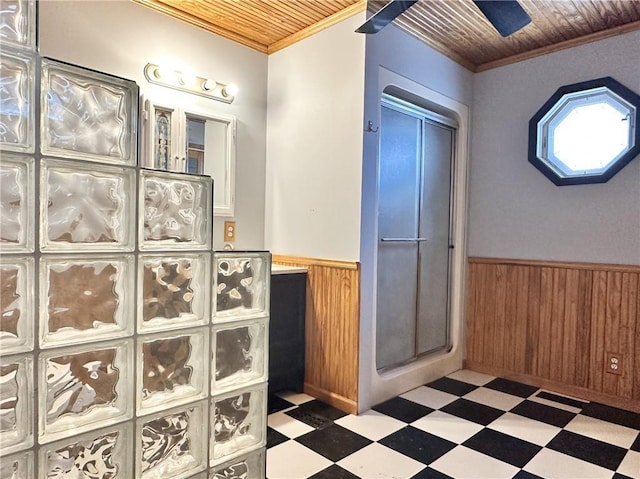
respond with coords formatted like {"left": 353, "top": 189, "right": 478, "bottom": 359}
{"left": 529, "top": 77, "right": 640, "bottom": 185}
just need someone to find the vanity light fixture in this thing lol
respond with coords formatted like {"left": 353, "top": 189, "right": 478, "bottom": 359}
{"left": 144, "top": 63, "right": 238, "bottom": 104}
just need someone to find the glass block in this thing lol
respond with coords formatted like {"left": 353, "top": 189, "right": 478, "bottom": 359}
{"left": 39, "top": 255, "right": 134, "bottom": 349}
{"left": 137, "top": 328, "right": 209, "bottom": 416}
{"left": 40, "top": 159, "right": 135, "bottom": 252}
{"left": 0, "top": 156, "right": 33, "bottom": 253}
{"left": 0, "top": 355, "right": 33, "bottom": 455}
{"left": 212, "top": 317, "right": 268, "bottom": 395}
{"left": 136, "top": 401, "right": 207, "bottom": 479}
{"left": 139, "top": 170, "right": 213, "bottom": 251}
{"left": 0, "top": 257, "right": 33, "bottom": 354}
{"left": 40, "top": 58, "right": 138, "bottom": 165}
{"left": 138, "top": 253, "right": 211, "bottom": 333}
{"left": 39, "top": 422, "right": 132, "bottom": 479}
{"left": 0, "top": 49, "right": 34, "bottom": 153}
{"left": 213, "top": 252, "right": 271, "bottom": 322}
{"left": 210, "top": 382, "right": 266, "bottom": 466}
{"left": 39, "top": 339, "right": 133, "bottom": 444}
{"left": 0, "top": 451, "right": 33, "bottom": 479}
{"left": 210, "top": 448, "right": 265, "bottom": 479}
{"left": 0, "top": 0, "right": 36, "bottom": 50}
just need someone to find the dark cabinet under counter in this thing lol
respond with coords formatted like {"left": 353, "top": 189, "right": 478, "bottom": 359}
{"left": 269, "top": 268, "right": 307, "bottom": 395}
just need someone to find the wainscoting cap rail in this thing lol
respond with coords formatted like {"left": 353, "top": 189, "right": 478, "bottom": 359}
{"left": 469, "top": 256, "right": 640, "bottom": 273}
{"left": 273, "top": 254, "right": 359, "bottom": 270}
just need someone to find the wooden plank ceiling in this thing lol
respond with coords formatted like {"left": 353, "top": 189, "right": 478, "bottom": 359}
{"left": 380, "top": 0, "right": 640, "bottom": 71}
{"left": 134, "top": 0, "right": 640, "bottom": 71}
{"left": 132, "top": 0, "right": 365, "bottom": 53}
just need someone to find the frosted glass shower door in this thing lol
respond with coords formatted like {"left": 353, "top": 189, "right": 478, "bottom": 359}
{"left": 376, "top": 105, "right": 421, "bottom": 369}
{"left": 376, "top": 100, "right": 454, "bottom": 371}
{"left": 417, "top": 120, "right": 454, "bottom": 356}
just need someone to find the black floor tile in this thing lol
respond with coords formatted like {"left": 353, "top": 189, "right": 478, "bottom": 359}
{"left": 510, "top": 400, "right": 576, "bottom": 427}
{"left": 295, "top": 423, "right": 372, "bottom": 462}
{"left": 612, "top": 474, "right": 635, "bottom": 479}
{"left": 379, "top": 426, "right": 456, "bottom": 465}
{"left": 535, "top": 391, "right": 586, "bottom": 410}
{"left": 308, "top": 464, "right": 360, "bottom": 479}
{"left": 286, "top": 407, "right": 332, "bottom": 429}
{"left": 462, "top": 428, "right": 542, "bottom": 468}
{"left": 484, "top": 378, "right": 539, "bottom": 398}
{"left": 373, "top": 396, "right": 434, "bottom": 423}
{"left": 440, "top": 398, "right": 504, "bottom": 426}
{"left": 268, "top": 394, "right": 295, "bottom": 414}
{"left": 632, "top": 433, "right": 640, "bottom": 452}
{"left": 285, "top": 399, "right": 348, "bottom": 429}
{"left": 547, "top": 430, "right": 627, "bottom": 471}
{"left": 411, "top": 467, "right": 453, "bottom": 479}
{"left": 266, "top": 426, "right": 289, "bottom": 449}
{"left": 294, "top": 399, "right": 348, "bottom": 421}
{"left": 426, "top": 377, "right": 478, "bottom": 396}
{"left": 513, "top": 471, "right": 543, "bottom": 479}
{"left": 581, "top": 401, "right": 640, "bottom": 430}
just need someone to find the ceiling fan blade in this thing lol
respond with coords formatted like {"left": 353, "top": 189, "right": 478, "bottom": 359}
{"left": 472, "top": 0, "right": 531, "bottom": 37}
{"left": 355, "top": 0, "right": 418, "bottom": 34}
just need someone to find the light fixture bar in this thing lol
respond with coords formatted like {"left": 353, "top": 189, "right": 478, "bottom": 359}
{"left": 144, "top": 63, "right": 238, "bottom": 103}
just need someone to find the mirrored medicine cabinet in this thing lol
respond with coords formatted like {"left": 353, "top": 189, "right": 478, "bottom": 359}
{"left": 142, "top": 98, "right": 236, "bottom": 217}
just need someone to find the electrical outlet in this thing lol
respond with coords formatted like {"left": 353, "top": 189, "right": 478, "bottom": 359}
{"left": 224, "top": 221, "right": 236, "bottom": 242}
{"left": 606, "top": 352, "right": 623, "bottom": 376}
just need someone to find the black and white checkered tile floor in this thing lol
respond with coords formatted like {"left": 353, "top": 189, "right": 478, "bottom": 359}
{"left": 266, "top": 370, "right": 640, "bottom": 479}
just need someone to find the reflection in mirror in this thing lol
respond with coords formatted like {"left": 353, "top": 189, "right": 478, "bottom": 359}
{"left": 186, "top": 114, "right": 232, "bottom": 216}
{"left": 154, "top": 107, "right": 172, "bottom": 171}
{"left": 186, "top": 117, "right": 204, "bottom": 175}
{"left": 145, "top": 99, "right": 236, "bottom": 216}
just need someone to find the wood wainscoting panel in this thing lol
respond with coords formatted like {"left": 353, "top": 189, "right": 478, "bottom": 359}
{"left": 273, "top": 255, "right": 360, "bottom": 414}
{"left": 466, "top": 257, "right": 640, "bottom": 411}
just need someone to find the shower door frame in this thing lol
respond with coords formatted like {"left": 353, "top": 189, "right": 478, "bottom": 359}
{"left": 376, "top": 95, "right": 457, "bottom": 372}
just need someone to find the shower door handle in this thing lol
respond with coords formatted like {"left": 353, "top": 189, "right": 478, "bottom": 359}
{"left": 380, "top": 237, "right": 427, "bottom": 242}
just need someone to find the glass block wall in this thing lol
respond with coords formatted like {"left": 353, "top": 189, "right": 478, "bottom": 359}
{"left": 0, "top": 2, "right": 269, "bottom": 477}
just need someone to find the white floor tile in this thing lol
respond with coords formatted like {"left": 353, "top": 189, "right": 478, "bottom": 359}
{"left": 276, "top": 391, "right": 315, "bottom": 405}
{"left": 523, "top": 448, "right": 615, "bottom": 478}
{"left": 338, "top": 443, "right": 426, "bottom": 479}
{"left": 429, "top": 446, "right": 519, "bottom": 479}
{"left": 617, "top": 450, "right": 640, "bottom": 478}
{"left": 266, "top": 441, "right": 332, "bottom": 479}
{"left": 400, "top": 386, "right": 458, "bottom": 409}
{"left": 488, "top": 412, "right": 561, "bottom": 446}
{"left": 446, "top": 369, "right": 495, "bottom": 386}
{"left": 463, "top": 387, "right": 524, "bottom": 411}
{"left": 565, "top": 414, "right": 639, "bottom": 449}
{"left": 411, "top": 410, "right": 484, "bottom": 444}
{"left": 268, "top": 411, "right": 315, "bottom": 438}
{"left": 335, "top": 410, "right": 405, "bottom": 441}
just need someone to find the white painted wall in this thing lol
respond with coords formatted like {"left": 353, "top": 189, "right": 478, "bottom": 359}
{"left": 39, "top": 0, "right": 268, "bottom": 249}
{"left": 265, "top": 13, "right": 366, "bottom": 262}
{"left": 469, "top": 30, "right": 640, "bottom": 265}
{"left": 358, "top": 24, "right": 474, "bottom": 412}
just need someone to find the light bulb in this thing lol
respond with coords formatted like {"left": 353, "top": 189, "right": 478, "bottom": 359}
{"left": 153, "top": 66, "right": 165, "bottom": 79}
{"left": 180, "top": 71, "right": 195, "bottom": 86}
{"left": 223, "top": 83, "right": 239, "bottom": 97}
{"left": 202, "top": 79, "right": 216, "bottom": 91}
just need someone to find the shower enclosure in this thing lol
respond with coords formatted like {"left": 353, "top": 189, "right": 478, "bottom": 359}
{"left": 358, "top": 66, "right": 470, "bottom": 412}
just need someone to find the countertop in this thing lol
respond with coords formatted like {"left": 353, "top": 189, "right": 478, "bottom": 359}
{"left": 271, "top": 264, "right": 308, "bottom": 275}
